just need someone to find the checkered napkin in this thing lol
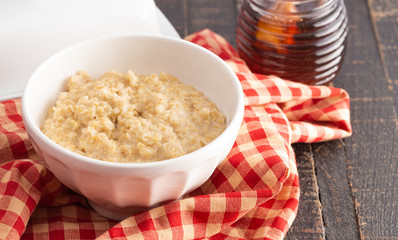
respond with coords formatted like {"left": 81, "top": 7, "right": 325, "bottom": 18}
{"left": 0, "top": 29, "right": 351, "bottom": 240}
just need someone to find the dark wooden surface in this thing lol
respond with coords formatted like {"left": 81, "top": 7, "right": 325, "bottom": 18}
{"left": 155, "top": 0, "right": 398, "bottom": 239}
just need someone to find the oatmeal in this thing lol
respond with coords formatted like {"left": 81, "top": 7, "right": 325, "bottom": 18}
{"left": 41, "top": 70, "right": 226, "bottom": 163}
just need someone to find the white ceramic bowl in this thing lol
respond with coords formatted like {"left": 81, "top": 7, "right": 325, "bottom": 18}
{"left": 22, "top": 35, "right": 244, "bottom": 220}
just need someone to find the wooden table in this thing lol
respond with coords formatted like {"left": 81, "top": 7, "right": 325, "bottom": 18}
{"left": 156, "top": 0, "right": 398, "bottom": 239}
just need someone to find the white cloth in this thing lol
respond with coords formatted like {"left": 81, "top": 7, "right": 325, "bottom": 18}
{"left": 0, "top": 0, "right": 178, "bottom": 100}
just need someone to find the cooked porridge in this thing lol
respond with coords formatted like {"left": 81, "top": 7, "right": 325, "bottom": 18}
{"left": 41, "top": 70, "right": 226, "bottom": 163}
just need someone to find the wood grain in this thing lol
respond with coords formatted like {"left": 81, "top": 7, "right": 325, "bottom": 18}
{"left": 366, "top": 1, "right": 398, "bottom": 238}
{"left": 286, "top": 144, "right": 325, "bottom": 240}
{"left": 368, "top": 0, "right": 398, "bottom": 102}
{"left": 311, "top": 141, "right": 360, "bottom": 239}
{"left": 186, "top": 0, "right": 237, "bottom": 46}
{"left": 155, "top": 0, "right": 186, "bottom": 37}
{"left": 336, "top": 0, "right": 398, "bottom": 238}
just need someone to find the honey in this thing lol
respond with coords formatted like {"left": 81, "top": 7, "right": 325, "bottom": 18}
{"left": 236, "top": 0, "right": 348, "bottom": 85}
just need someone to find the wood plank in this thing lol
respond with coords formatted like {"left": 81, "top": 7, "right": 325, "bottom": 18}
{"left": 155, "top": 0, "right": 186, "bottom": 37}
{"left": 286, "top": 144, "right": 325, "bottom": 240}
{"left": 311, "top": 141, "right": 360, "bottom": 239}
{"left": 156, "top": 0, "right": 237, "bottom": 45}
{"left": 186, "top": 0, "right": 238, "bottom": 46}
{"left": 366, "top": 1, "right": 398, "bottom": 237}
{"left": 334, "top": 0, "right": 398, "bottom": 238}
{"left": 367, "top": 0, "right": 398, "bottom": 102}
{"left": 348, "top": 97, "right": 398, "bottom": 239}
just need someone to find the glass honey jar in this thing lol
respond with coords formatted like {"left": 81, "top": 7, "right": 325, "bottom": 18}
{"left": 236, "top": 0, "right": 348, "bottom": 85}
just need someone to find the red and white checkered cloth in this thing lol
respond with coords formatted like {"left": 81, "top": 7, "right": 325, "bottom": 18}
{"left": 0, "top": 29, "right": 351, "bottom": 240}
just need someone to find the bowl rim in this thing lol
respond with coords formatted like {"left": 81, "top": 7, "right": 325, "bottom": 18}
{"left": 22, "top": 34, "right": 245, "bottom": 169}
